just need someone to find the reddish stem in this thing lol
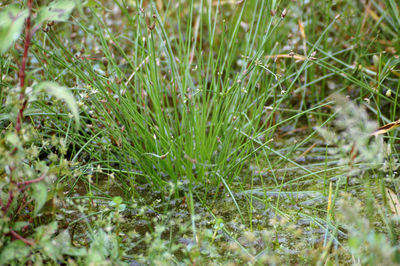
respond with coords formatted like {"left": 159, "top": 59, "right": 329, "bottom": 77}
{"left": 18, "top": 0, "right": 33, "bottom": 91}
{"left": 2, "top": 190, "right": 14, "bottom": 214}
{"left": 16, "top": 0, "right": 33, "bottom": 133}
{"left": 15, "top": 99, "right": 28, "bottom": 133}
{"left": 9, "top": 230, "right": 34, "bottom": 246}
{"left": 22, "top": 220, "right": 32, "bottom": 232}
{"left": 16, "top": 173, "right": 45, "bottom": 188}
{"left": 13, "top": 193, "right": 28, "bottom": 219}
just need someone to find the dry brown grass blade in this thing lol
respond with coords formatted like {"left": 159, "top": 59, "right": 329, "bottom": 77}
{"left": 265, "top": 53, "right": 310, "bottom": 62}
{"left": 295, "top": 143, "right": 317, "bottom": 161}
{"left": 298, "top": 20, "right": 307, "bottom": 55}
{"left": 372, "top": 119, "right": 400, "bottom": 136}
{"left": 385, "top": 188, "right": 400, "bottom": 215}
{"left": 212, "top": 0, "right": 243, "bottom": 6}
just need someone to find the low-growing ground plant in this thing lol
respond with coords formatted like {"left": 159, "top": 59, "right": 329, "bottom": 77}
{"left": 0, "top": 0, "right": 87, "bottom": 263}
{"left": 1, "top": 0, "right": 400, "bottom": 264}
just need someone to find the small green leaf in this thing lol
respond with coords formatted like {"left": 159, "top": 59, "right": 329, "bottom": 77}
{"left": 86, "top": 0, "right": 100, "bottom": 8}
{"left": 0, "top": 240, "right": 30, "bottom": 263}
{"left": 42, "top": 239, "right": 62, "bottom": 261}
{"left": 348, "top": 236, "right": 361, "bottom": 250}
{"left": 55, "top": 230, "right": 87, "bottom": 257}
{"left": 35, "top": 222, "right": 61, "bottom": 261}
{"left": 0, "top": 5, "right": 28, "bottom": 54}
{"left": 12, "top": 221, "right": 30, "bottom": 231}
{"left": 34, "top": 0, "right": 76, "bottom": 28}
{"left": 31, "top": 182, "right": 48, "bottom": 216}
{"left": 34, "top": 81, "right": 80, "bottom": 127}
{"left": 112, "top": 196, "right": 123, "bottom": 205}
{"left": 35, "top": 221, "right": 57, "bottom": 241}
{"left": 86, "top": 230, "right": 109, "bottom": 263}
{"left": 65, "top": 247, "right": 87, "bottom": 257}
{"left": 5, "top": 132, "right": 20, "bottom": 147}
{"left": 118, "top": 204, "right": 126, "bottom": 212}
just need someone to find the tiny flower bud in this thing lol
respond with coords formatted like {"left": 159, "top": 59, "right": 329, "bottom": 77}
{"left": 102, "top": 57, "right": 108, "bottom": 67}
{"left": 281, "top": 8, "right": 287, "bottom": 18}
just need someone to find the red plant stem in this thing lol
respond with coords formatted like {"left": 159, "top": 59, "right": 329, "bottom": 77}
{"left": 16, "top": 0, "right": 33, "bottom": 133}
{"left": 22, "top": 220, "right": 32, "bottom": 232}
{"left": 13, "top": 193, "right": 28, "bottom": 219}
{"left": 15, "top": 99, "right": 28, "bottom": 133}
{"left": 10, "top": 147, "right": 18, "bottom": 156}
{"left": 16, "top": 173, "right": 45, "bottom": 188}
{"left": 18, "top": 0, "right": 33, "bottom": 92}
{"left": 2, "top": 190, "right": 14, "bottom": 213}
{"left": 9, "top": 230, "right": 34, "bottom": 246}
